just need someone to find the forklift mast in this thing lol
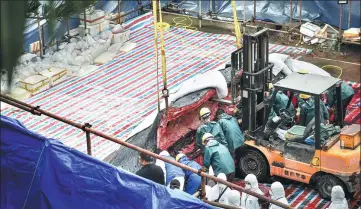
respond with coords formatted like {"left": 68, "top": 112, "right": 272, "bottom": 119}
{"left": 232, "top": 29, "right": 274, "bottom": 136}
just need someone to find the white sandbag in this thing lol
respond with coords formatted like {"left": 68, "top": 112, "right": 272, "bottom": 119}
{"left": 128, "top": 70, "right": 228, "bottom": 139}
{"left": 86, "top": 35, "right": 97, "bottom": 47}
{"left": 72, "top": 49, "right": 82, "bottom": 56}
{"left": 289, "top": 59, "right": 331, "bottom": 77}
{"left": 75, "top": 41, "right": 84, "bottom": 50}
{"left": 9, "top": 87, "right": 31, "bottom": 101}
{"left": 81, "top": 48, "right": 93, "bottom": 56}
{"left": 112, "top": 30, "right": 130, "bottom": 44}
{"left": 90, "top": 45, "right": 106, "bottom": 60}
{"left": 94, "top": 51, "right": 116, "bottom": 65}
{"left": 67, "top": 66, "right": 81, "bottom": 76}
{"left": 107, "top": 43, "right": 123, "bottom": 53}
{"left": 66, "top": 43, "right": 76, "bottom": 53}
{"left": 58, "top": 42, "right": 67, "bottom": 50}
{"left": 97, "top": 39, "right": 107, "bottom": 45}
{"left": 83, "top": 54, "right": 94, "bottom": 65}
{"left": 18, "top": 53, "right": 36, "bottom": 64}
{"left": 103, "top": 39, "right": 111, "bottom": 50}
{"left": 73, "top": 56, "right": 86, "bottom": 66}
{"left": 70, "top": 37, "right": 79, "bottom": 43}
{"left": 119, "top": 42, "right": 137, "bottom": 52}
{"left": 112, "top": 24, "right": 125, "bottom": 34}
{"left": 76, "top": 65, "right": 98, "bottom": 77}
{"left": 269, "top": 53, "right": 293, "bottom": 76}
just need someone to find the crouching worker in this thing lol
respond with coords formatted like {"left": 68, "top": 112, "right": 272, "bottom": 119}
{"left": 269, "top": 182, "right": 289, "bottom": 209}
{"left": 156, "top": 151, "right": 185, "bottom": 190}
{"left": 327, "top": 186, "right": 349, "bottom": 209}
{"left": 216, "top": 108, "right": 244, "bottom": 159}
{"left": 202, "top": 133, "right": 235, "bottom": 182}
{"left": 194, "top": 107, "right": 228, "bottom": 154}
{"left": 136, "top": 152, "right": 165, "bottom": 185}
{"left": 206, "top": 173, "right": 231, "bottom": 204}
{"left": 241, "top": 174, "right": 264, "bottom": 209}
{"left": 175, "top": 153, "right": 202, "bottom": 195}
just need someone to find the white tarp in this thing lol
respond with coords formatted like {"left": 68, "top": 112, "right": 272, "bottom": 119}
{"left": 269, "top": 53, "right": 331, "bottom": 77}
{"left": 127, "top": 70, "right": 228, "bottom": 138}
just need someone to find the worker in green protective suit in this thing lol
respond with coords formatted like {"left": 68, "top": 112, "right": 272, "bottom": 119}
{"left": 327, "top": 81, "right": 354, "bottom": 120}
{"left": 269, "top": 83, "right": 295, "bottom": 116}
{"left": 297, "top": 94, "right": 329, "bottom": 126}
{"left": 202, "top": 133, "right": 235, "bottom": 182}
{"left": 194, "top": 107, "right": 228, "bottom": 153}
{"left": 215, "top": 108, "right": 244, "bottom": 159}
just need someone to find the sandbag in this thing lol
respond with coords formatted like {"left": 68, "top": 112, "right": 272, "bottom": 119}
{"left": 290, "top": 60, "right": 331, "bottom": 77}
{"left": 77, "top": 65, "right": 98, "bottom": 77}
{"left": 90, "top": 45, "right": 106, "bottom": 60}
{"left": 119, "top": 42, "right": 137, "bottom": 53}
{"left": 112, "top": 24, "right": 125, "bottom": 34}
{"left": 269, "top": 53, "right": 293, "bottom": 76}
{"left": 93, "top": 51, "right": 116, "bottom": 65}
{"left": 112, "top": 30, "right": 130, "bottom": 44}
{"left": 70, "top": 38, "right": 79, "bottom": 43}
{"left": 107, "top": 43, "right": 123, "bottom": 53}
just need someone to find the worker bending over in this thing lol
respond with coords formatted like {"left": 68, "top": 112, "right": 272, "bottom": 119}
{"left": 327, "top": 81, "right": 354, "bottom": 120}
{"left": 156, "top": 151, "right": 185, "bottom": 190}
{"left": 327, "top": 186, "right": 349, "bottom": 209}
{"left": 216, "top": 108, "right": 244, "bottom": 159}
{"left": 202, "top": 133, "right": 235, "bottom": 182}
{"left": 269, "top": 182, "right": 289, "bottom": 209}
{"left": 297, "top": 94, "right": 329, "bottom": 126}
{"left": 195, "top": 107, "right": 228, "bottom": 153}
{"left": 240, "top": 174, "right": 264, "bottom": 209}
{"left": 175, "top": 153, "right": 202, "bottom": 195}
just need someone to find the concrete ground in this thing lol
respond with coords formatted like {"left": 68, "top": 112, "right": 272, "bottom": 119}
{"left": 161, "top": 13, "right": 361, "bottom": 83}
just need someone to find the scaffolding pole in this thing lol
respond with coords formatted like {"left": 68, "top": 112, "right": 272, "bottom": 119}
{"left": 0, "top": 94, "right": 293, "bottom": 209}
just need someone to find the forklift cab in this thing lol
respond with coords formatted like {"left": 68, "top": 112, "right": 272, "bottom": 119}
{"left": 268, "top": 72, "right": 344, "bottom": 149}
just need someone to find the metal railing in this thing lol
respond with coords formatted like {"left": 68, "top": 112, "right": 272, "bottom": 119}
{"left": 0, "top": 94, "right": 293, "bottom": 209}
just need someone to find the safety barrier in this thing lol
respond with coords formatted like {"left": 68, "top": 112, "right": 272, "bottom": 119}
{"left": 0, "top": 94, "right": 293, "bottom": 209}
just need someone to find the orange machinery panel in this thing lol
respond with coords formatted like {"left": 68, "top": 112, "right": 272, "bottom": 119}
{"left": 340, "top": 124, "right": 360, "bottom": 149}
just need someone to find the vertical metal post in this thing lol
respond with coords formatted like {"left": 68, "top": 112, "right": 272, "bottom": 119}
{"left": 84, "top": 123, "right": 92, "bottom": 156}
{"left": 338, "top": 4, "right": 343, "bottom": 51}
{"left": 253, "top": 0, "right": 256, "bottom": 19}
{"left": 335, "top": 84, "right": 344, "bottom": 127}
{"left": 84, "top": 7, "right": 87, "bottom": 35}
{"left": 243, "top": 0, "right": 246, "bottom": 34}
{"left": 37, "top": 15, "right": 43, "bottom": 57}
{"left": 118, "top": 0, "right": 121, "bottom": 24}
{"left": 66, "top": 18, "right": 70, "bottom": 36}
{"left": 199, "top": 0, "right": 202, "bottom": 28}
{"left": 348, "top": 0, "right": 351, "bottom": 28}
{"left": 298, "top": 0, "right": 302, "bottom": 43}
{"left": 200, "top": 175, "right": 206, "bottom": 200}
{"left": 288, "top": 0, "right": 293, "bottom": 42}
{"left": 314, "top": 96, "right": 321, "bottom": 150}
{"left": 41, "top": 24, "right": 46, "bottom": 56}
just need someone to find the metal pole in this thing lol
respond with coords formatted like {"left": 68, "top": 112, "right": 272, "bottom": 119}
{"left": 288, "top": 0, "right": 293, "bottom": 42}
{"left": 298, "top": 0, "right": 302, "bottom": 43}
{"left": 243, "top": 0, "right": 246, "bottom": 33}
{"left": 152, "top": 0, "right": 161, "bottom": 112}
{"left": 37, "top": 15, "right": 43, "bottom": 57}
{"left": 84, "top": 7, "right": 87, "bottom": 35}
{"left": 66, "top": 18, "right": 70, "bottom": 36}
{"left": 0, "top": 94, "right": 293, "bottom": 209}
{"left": 199, "top": 0, "right": 202, "bottom": 28}
{"left": 41, "top": 24, "right": 46, "bottom": 56}
{"left": 348, "top": 0, "right": 351, "bottom": 28}
{"left": 200, "top": 175, "right": 206, "bottom": 200}
{"left": 118, "top": 0, "right": 121, "bottom": 24}
{"left": 85, "top": 123, "right": 92, "bottom": 156}
{"left": 253, "top": 0, "right": 256, "bottom": 19}
{"left": 338, "top": 4, "right": 343, "bottom": 51}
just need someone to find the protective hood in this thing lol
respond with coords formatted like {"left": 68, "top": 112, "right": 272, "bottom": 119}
{"left": 331, "top": 186, "right": 346, "bottom": 202}
{"left": 159, "top": 151, "right": 170, "bottom": 157}
{"left": 228, "top": 190, "right": 241, "bottom": 206}
{"left": 270, "top": 182, "right": 286, "bottom": 200}
{"left": 244, "top": 174, "right": 263, "bottom": 194}
{"left": 206, "top": 139, "right": 219, "bottom": 148}
{"left": 219, "top": 113, "right": 232, "bottom": 120}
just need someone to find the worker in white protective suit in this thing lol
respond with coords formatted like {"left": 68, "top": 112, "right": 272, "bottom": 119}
{"left": 327, "top": 186, "right": 349, "bottom": 209}
{"left": 206, "top": 173, "right": 231, "bottom": 204}
{"left": 228, "top": 190, "right": 241, "bottom": 207}
{"left": 269, "top": 181, "right": 289, "bottom": 209}
{"left": 240, "top": 174, "right": 264, "bottom": 209}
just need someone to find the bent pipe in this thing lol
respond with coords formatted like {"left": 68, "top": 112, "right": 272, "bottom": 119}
{"left": 0, "top": 94, "right": 293, "bottom": 209}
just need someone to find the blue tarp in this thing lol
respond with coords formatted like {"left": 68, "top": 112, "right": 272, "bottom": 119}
{"left": 23, "top": 0, "right": 151, "bottom": 52}
{"left": 174, "top": 0, "right": 360, "bottom": 29}
{"left": 0, "top": 115, "right": 214, "bottom": 209}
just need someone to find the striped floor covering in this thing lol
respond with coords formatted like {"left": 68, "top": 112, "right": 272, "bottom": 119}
{"left": 1, "top": 12, "right": 312, "bottom": 160}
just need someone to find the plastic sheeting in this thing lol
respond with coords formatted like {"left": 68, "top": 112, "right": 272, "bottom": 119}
{"left": 0, "top": 115, "right": 214, "bottom": 209}
{"left": 23, "top": 0, "right": 150, "bottom": 52}
{"left": 174, "top": 0, "right": 360, "bottom": 29}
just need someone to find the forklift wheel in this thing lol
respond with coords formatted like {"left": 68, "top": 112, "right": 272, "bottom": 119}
{"left": 316, "top": 174, "right": 346, "bottom": 200}
{"left": 238, "top": 149, "right": 268, "bottom": 181}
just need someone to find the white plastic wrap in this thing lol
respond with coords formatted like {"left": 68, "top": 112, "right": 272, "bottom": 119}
{"left": 90, "top": 45, "right": 106, "bottom": 60}
{"left": 112, "top": 24, "right": 125, "bottom": 34}
{"left": 119, "top": 42, "right": 137, "bottom": 52}
{"left": 107, "top": 43, "right": 123, "bottom": 53}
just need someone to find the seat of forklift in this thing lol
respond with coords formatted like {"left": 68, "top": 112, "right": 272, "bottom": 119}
{"left": 285, "top": 125, "right": 306, "bottom": 140}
